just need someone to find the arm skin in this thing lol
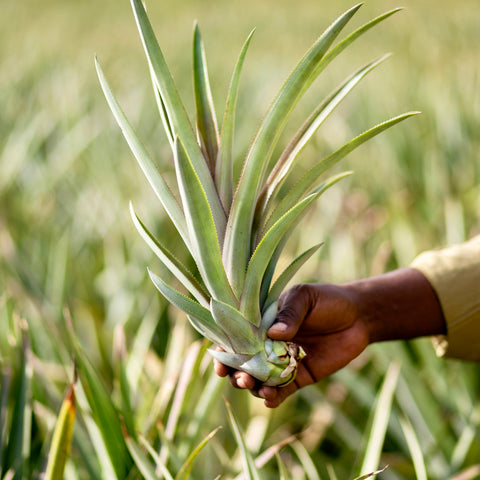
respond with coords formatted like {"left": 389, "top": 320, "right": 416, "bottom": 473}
{"left": 214, "top": 268, "right": 446, "bottom": 408}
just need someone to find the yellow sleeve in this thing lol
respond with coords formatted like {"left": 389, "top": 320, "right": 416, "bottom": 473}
{"left": 410, "top": 235, "right": 480, "bottom": 362}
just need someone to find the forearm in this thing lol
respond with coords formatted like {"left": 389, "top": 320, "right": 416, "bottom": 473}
{"left": 344, "top": 268, "right": 447, "bottom": 344}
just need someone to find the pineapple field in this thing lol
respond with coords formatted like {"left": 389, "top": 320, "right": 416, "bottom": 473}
{"left": 1, "top": 0, "right": 479, "bottom": 478}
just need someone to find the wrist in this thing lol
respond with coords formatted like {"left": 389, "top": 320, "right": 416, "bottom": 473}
{"left": 344, "top": 268, "right": 446, "bottom": 344}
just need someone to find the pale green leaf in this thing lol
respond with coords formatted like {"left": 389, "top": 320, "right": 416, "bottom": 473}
{"left": 225, "top": 400, "right": 262, "bottom": 480}
{"left": 130, "top": 0, "right": 227, "bottom": 238}
{"left": 175, "top": 427, "right": 220, "bottom": 480}
{"left": 126, "top": 437, "right": 164, "bottom": 480}
{"left": 360, "top": 363, "right": 400, "bottom": 476}
{"left": 210, "top": 299, "right": 261, "bottom": 353}
{"left": 150, "top": 63, "right": 174, "bottom": 149}
{"left": 263, "top": 243, "right": 323, "bottom": 311}
{"left": 148, "top": 269, "right": 231, "bottom": 351}
{"left": 258, "top": 55, "right": 390, "bottom": 223}
{"left": 269, "top": 113, "right": 419, "bottom": 228}
{"left": 173, "top": 137, "right": 236, "bottom": 305}
{"left": 240, "top": 192, "right": 322, "bottom": 325}
{"left": 130, "top": 203, "right": 209, "bottom": 307}
{"left": 216, "top": 29, "right": 255, "bottom": 211}
{"left": 193, "top": 23, "right": 219, "bottom": 168}
{"left": 95, "top": 57, "right": 189, "bottom": 245}
{"left": 223, "top": 3, "right": 362, "bottom": 297}
{"left": 305, "top": 8, "right": 403, "bottom": 94}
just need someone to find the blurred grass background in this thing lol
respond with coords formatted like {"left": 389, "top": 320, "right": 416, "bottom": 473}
{"left": 1, "top": 0, "right": 479, "bottom": 478}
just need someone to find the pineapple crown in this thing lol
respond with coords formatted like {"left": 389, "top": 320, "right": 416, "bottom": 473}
{"left": 96, "top": 0, "right": 417, "bottom": 386}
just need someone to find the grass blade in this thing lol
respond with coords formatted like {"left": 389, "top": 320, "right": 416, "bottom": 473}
{"left": 126, "top": 437, "right": 164, "bottom": 480}
{"left": 130, "top": 0, "right": 227, "bottom": 237}
{"left": 225, "top": 399, "right": 261, "bottom": 480}
{"left": 130, "top": 203, "right": 209, "bottom": 307}
{"left": 269, "top": 113, "right": 419, "bottom": 228}
{"left": 399, "top": 415, "right": 427, "bottom": 480}
{"left": 173, "top": 137, "right": 236, "bottom": 305}
{"left": 216, "top": 29, "right": 255, "bottom": 211}
{"left": 175, "top": 427, "right": 220, "bottom": 480}
{"left": 193, "top": 23, "right": 219, "bottom": 169}
{"left": 95, "top": 57, "right": 189, "bottom": 246}
{"left": 223, "top": 4, "right": 362, "bottom": 297}
{"left": 359, "top": 362, "right": 400, "bottom": 476}
{"left": 44, "top": 384, "right": 76, "bottom": 480}
{"left": 74, "top": 344, "right": 132, "bottom": 479}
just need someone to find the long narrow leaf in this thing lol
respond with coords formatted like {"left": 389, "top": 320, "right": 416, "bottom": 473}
{"left": 148, "top": 269, "right": 231, "bottom": 351}
{"left": 210, "top": 299, "right": 261, "bottom": 353}
{"left": 263, "top": 243, "right": 323, "bottom": 311}
{"left": 225, "top": 400, "right": 261, "bottom": 480}
{"left": 268, "top": 113, "right": 419, "bottom": 229}
{"left": 74, "top": 346, "right": 132, "bottom": 479}
{"left": 130, "top": 203, "right": 209, "bottom": 307}
{"left": 240, "top": 191, "right": 322, "bottom": 325}
{"left": 193, "top": 23, "right": 219, "bottom": 168}
{"left": 44, "top": 385, "right": 76, "bottom": 480}
{"left": 95, "top": 58, "right": 189, "bottom": 246}
{"left": 130, "top": 0, "right": 227, "bottom": 238}
{"left": 359, "top": 362, "right": 400, "bottom": 475}
{"left": 175, "top": 428, "right": 220, "bottom": 480}
{"left": 173, "top": 137, "right": 236, "bottom": 305}
{"left": 216, "top": 30, "right": 255, "bottom": 211}
{"left": 223, "top": 4, "right": 362, "bottom": 297}
{"left": 126, "top": 437, "right": 165, "bottom": 480}
{"left": 258, "top": 55, "right": 390, "bottom": 223}
{"left": 256, "top": 171, "right": 350, "bottom": 313}
{"left": 150, "top": 64, "right": 174, "bottom": 149}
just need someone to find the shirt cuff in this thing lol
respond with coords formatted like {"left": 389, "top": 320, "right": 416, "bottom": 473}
{"left": 410, "top": 236, "right": 480, "bottom": 362}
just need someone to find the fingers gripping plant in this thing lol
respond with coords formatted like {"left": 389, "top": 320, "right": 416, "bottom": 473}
{"left": 97, "top": 0, "right": 416, "bottom": 386}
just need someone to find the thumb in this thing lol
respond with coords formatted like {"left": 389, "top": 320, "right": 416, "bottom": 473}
{"left": 268, "top": 285, "right": 312, "bottom": 340}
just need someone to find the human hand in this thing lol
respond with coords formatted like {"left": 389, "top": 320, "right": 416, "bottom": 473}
{"left": 214, "top": 282, "right": 370, "bottom": 407}
{"left": 214, "top": 268, "right": 446, "bottom": 407}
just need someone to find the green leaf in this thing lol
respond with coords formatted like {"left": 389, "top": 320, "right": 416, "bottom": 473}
{"left": 95, "top": 57, "right": 189, "bottom": 246}
{"left": 210, "top": 299, "right": 261, "bottom": 353}
{"left": 263, "top": 243, "right": 323, "bottom": 312}
{"left": 173, "top": 137, "right": 236, "bottom": 305}
{"left": 44, "top": 385, "right": 76, "bottom": 480}
{"left": 193, "top": 22, "right": 219, "bottom": 169}
{"left": 148, "top": 269, "right": 231, "bottom": 351}
{"left": 225, "top": 400, "right": 261, "bottom": 480}
{"left": 73, "top": 342, "right": 132, "bottom": 479}
{"left": 2, "top": 328, "right": 31, "bottom": 478}
{"left": 304, "top": 8, "right": 403, "bottom": 95}
{"left": 240, "top": 191, "right": 322, "bottom": 325}
{"left": 223, "top": 3, "right": 362, "bottom": 297}
{"left": 258, "top": 55, "right": 390, "bottom": 223}
{"left": 130, "top": 203, "right": 209, "bottom": 307}
{"left": 137, "top": 435, "right": 175, "bottom": 480}
{"left": 216, "top": 29, "right": 255, "bottom": 211}
{"left": 276, "top": 452, "right": 290, "bottom": 480}
{"left": 130, "top": 0, "right": 227, "bottom": 238}
{"left": 175, "top": 427, "right": 220, "bottom": 480}
{"left": 150, "top": 63, "right": 174, "bottom": 149}
{"left": 359, "top": 362, "right": 400, "bottom": 476}
{"left": 269, "top": 113, "right": 419, "bottom": 228}
{"left": 126, "top": 437, "right": 166, "bottom": 480}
